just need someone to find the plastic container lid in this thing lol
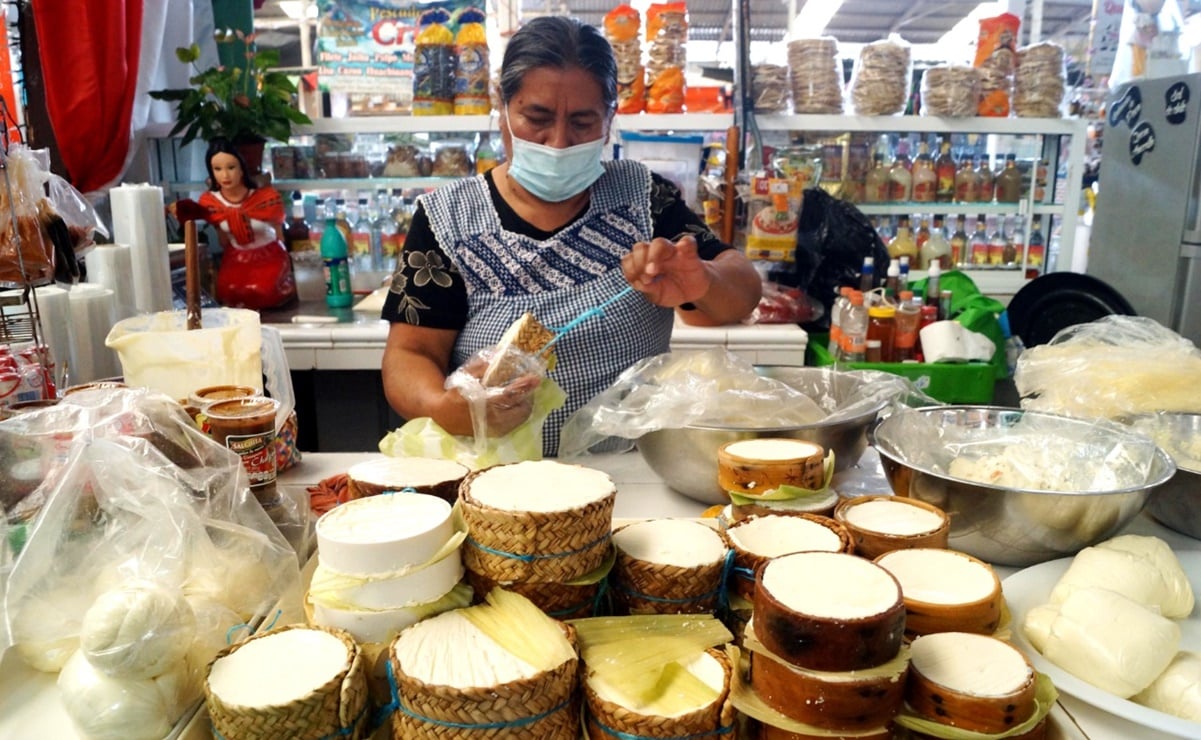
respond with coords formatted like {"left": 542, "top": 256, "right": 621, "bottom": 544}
{"left": 868, "top": 305, "right": 897, "bottom": 318}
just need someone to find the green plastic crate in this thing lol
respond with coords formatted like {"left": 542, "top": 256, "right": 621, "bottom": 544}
{"left": 807, "top": 335, "right": 997, "bottom": 404}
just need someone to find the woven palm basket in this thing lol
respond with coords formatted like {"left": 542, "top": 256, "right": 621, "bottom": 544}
{"left": 611, "top": 525, "right": 727, "bottom": 616}
{"left": 583, "top": 648, "right": 736, "bottom": 740}
{"left": 721, "top": 513, "right": 853, "bottom": 602}
{"left": 388, "top": 623, "right": 580, "bottom": 739}
{"left": 205, "top": 624, "right": 369, "bottom": 740}
{"left": 459, "top": 468, "right": 615, "bottom": 584}
{"left": 466, "top": 569, "right": 604, "bottom": 620}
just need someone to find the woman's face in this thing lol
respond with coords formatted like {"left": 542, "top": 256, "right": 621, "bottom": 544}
{"left": 501, "top": 65, "right": 612, "bottom": 151}
{"left": 210, "top": 152, "right": 245, "bottom": 194}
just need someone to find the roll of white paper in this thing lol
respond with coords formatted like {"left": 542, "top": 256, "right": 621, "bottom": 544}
{"left": 110, "top": 184, "right": 172, "bottom": 315}
{"left": 68, "top": 284, "right": 121, "bottom": 384}
{"left": 85, "top": 243, "right": 136, "bottom": 320}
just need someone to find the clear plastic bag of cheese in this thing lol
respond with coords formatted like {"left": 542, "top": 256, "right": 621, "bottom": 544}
{"left": 0, "top": 387, "right": 302, "bottom": 739}
{"left": 380, "top": 315, "right": 567, "bottom": 468}
{"left": 558, "top": 347, "right": 928, "bottom": 457}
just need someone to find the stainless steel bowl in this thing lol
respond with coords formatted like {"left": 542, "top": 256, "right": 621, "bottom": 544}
{"left": 1138, "top": 412, "right": 1201, "bottom": 540}
{"left": 871, "top": 406, "right": 1177, "bottom": 567}
{"left": 637, "top": 366, "right": 889, "bottom": 505}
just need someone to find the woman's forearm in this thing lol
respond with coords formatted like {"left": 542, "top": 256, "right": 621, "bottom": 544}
{"left": 691, "top": 251, "right": 763, "bottom": 325}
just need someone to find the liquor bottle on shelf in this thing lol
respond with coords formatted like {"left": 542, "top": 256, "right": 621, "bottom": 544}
{"left": 912, "top": 141, "right": 937, "bottom": 203}
{"left": 374, "top": 191, "right": 399, "bottom": 272}
{"left": 921, "top": 215, "right": 952, "bottom": 269}
{"left": 954, "top": 158, "right": 977, "bottom": 203}
{"left": 969, "top": 216, "right": 990, "bottom": 267}
{"left": 987, "top": 215, "right": 1007, "bottom": 267}
{"left": 310, "top": 197, "right": 326, "bottom": 244}
{"left": 334, "top": 198, "right": 353, "bottom": 246}
{"left": 1026, "top": 216, "right": 1046, "bottom": 278}
{"left": 915, "top": 217, "right": 931, "bottom": 252}
{"left": 888, "top": 216, "right": 918, "bottom": 263}
{"left": 995, "top": 153, "right": 1023, "bottom": 203}
{"left": 935, "top": 140, "right": 956, "bottom": 202}
{"left": 889, "top": 143, "right": 913, "bottom": 203}
{"left": 949, "top": 214, "right": 969, "bottom": 268}
{"left": 1005, "top": 217, "right": 1023, "bottom": 268}
{"left": 283, "top": 192, "right": 312, "bottom": 253}
{"left": 352, "top": 196, "right": 373, "bottom": 268}
{"left": 865, "top": 154, "right": 891, "bottom": 203}
{"left": 975, "top": 156, "right": 996, "bottom": 203}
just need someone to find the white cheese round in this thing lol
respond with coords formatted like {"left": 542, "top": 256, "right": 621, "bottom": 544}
{"left": 1132, "top": 650, "right": 1201, "bottom": 720}
{"left": 349, "top": 457, "right": 468, "bottom": 488}
{"left": 589, "top": 651, "right": 725, "bottom": 717}
{"left": 316, "top": 492, "right": 454, "bottom": 574}
{"left": 393, "top": 610, "right": 538, "bottom": 688}
{"left": 909, "top": 632, "right": 1031, "bottom": 697}
{"left": 613, "top": 520, "right": 726, "bottom": 567}
{"left": 470, "top": 461, "right": 615, "bottom": 512}
{"left": 723, "top": 438, "right": 822, "bottom": 461}
{"left": 843, "top": 498, "right": 945, "bottom": 536}
{"left": 728, "top": 515, "right": 842, "bottom": 557}
{"left": 876, "top": 549, "right": 997, "bottom": 604}
{"left": 310, "top": 553, "right": 463, "bottom": 609}
{"left": 208, "top": 629, "right": 350, "bottom": 708}
{"left": 762, "top": 552, "right": 899, "bottom": 619}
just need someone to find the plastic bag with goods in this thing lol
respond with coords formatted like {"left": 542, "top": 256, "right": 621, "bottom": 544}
{"left": 1015, "top": 315, "right": 1201, "bottom": 420}
{"left": 752, "top": 64, "right": 791, "bottom": 113}
{"left": 787, "top": 37, "right": 843, "bottom": 114}
{"left": 974, "top": 13, "right": 1021, "bottom": 117}
{"left": 604, "top": 5, "right": 646, "bottom": 114}
{"left": 645, "top": 2, "right": 687, "bottom": 113}
{"left": 0, "top": 144, "right": 54, "bottom": 286}
{"left": 850, "top": 36, "right": 912, "bottom": 116}
{"left": 920, "top": 66, "right": 981, "bottom": 118}
{"left": 1014, "top": 42, "right": 1067, "bottom": 118}
{"left": 453, "top": 8, "right": 491, "bottom": 115}
{"left": 412, "top": 9, "right": 456, "bottom": 116}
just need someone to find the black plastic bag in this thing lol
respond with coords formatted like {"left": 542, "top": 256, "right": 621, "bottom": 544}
{"left": 784, "top": 188, "right": 890, "bottom": 331}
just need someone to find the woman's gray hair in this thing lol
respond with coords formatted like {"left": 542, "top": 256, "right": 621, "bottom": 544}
{"left": 498, "top": 16, "right": 617, "bottom": 112}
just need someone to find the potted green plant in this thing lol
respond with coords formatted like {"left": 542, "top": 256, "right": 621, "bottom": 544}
{"left": 150, "top": 30, "right": 311, "bottom": 173}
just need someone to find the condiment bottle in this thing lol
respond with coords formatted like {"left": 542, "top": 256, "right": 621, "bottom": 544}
{"left": 884, "top": 259, "right": 900, "bottom": 299}
{"left": 321, "top": 211, "right": 353, "bottom": 308}
{"left": 841, "top": 291, "right": 868, "bottom": 362}
{"left": 912, "top": 142, "right": 937, "bottom": 202}
{"left": 858, "top": 256, "right": 875, "bottom": 292}
{"left": 995, "top": 153, "right": 1023, "bottom": 203}
{"left": 935, "top": 140, "right": 956, "bottom": 202}
{"left": 865, "top": 339, "right": 883, "bottom": 363}
{"left": 954, "top": 158, "right": 977, "bottom": 203}
{"left": 867, "top": 304, "right": 897, "bottom": 363}
{"left": 894, "top": 291, "right": 921, "bottom": 362}
{"left": 975, "top": 156, "right": 996, "bottom": 203}
{"left": 828, "top": 287, "right": 853, "bottom": 358}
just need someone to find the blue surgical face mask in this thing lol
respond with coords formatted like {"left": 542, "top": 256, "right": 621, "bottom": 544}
{"left": 505, "top": 111, "right": 606, "bottom": 202}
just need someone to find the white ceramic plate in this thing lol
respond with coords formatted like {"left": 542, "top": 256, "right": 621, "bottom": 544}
{"left": 1004, "top": 551, "right": 1201, "bottom": 739}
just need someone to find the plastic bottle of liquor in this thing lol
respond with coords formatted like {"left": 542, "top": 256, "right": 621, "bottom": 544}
{"left": 864, "top": 154, "right": 891, "bottom": 203}
{"left": 920, "top": 216, "right": 951, "bottom": 270}
{"left": 912, "top": 142, "right": 937, "bottom": 202}
{"left": 321, "top": 210, "right": 353, "bottom": 309}
{"left": 894, "top": 291, "right": 921, "bottom": 362}
{"left": 915, "top": 217, "right": 931, "bottom": 252}
{"left": 283, "top": 192, "right": 312, "bottom": 253}
{"left": 935, "top": 140, "right": 956, "bottom": 202}
{"left": 954, "top": 158, "right": 977, "bottom": 203}
{"left": 987, "top": 215, "right": 1007, "bottom": 267}
{"left": 1026, "top": 216, "right": 1046, "bottom": 278}
{"left": 995, "top": 153, "right": 1023, "bottom": 203}
{"left": 841, "top": 291, "right": 869, "bottom": 362}
{"left": 889, "top": 140, "right": 913, "bottom": 202}
{"left": 950, "top": 214, "right": 969, "bottom": 268}
{"left": 1005, "top": 217, "right": 1023, "bottom": 267}
{"left": 351, "top": 196, "right": 372, "bottom": 266}
{"left": 887, "top": 216, "right": 918, "bottom": 263}
{"left": 969, "top": 216, "right": 990, "bottom": 267}
{"left": 975, "top": 156, "right": 996, "bottom": 203}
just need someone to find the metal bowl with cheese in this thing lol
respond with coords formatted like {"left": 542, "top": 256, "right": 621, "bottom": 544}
{"left": 1124, "top": 412, "right": 1201, "bottom": 540}
{"left": 870, "top": 406, "right": 1177, "bottom": 567}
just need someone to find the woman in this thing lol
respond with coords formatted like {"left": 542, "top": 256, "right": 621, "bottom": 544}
{"left": 197, "top": 139, "right": 296, "bottom": 310}
{"left": 380, "top": 16, "right": 761, "bottom": 456}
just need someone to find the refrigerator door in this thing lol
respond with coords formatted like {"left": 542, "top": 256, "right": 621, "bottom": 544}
{"left": 1089, "top": 73, "right": 1201, "bottom": 331}
{"left": 1177, "top": 244, "right": 1201, "bottom": 344}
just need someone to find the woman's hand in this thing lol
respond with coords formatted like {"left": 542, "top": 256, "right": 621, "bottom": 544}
{"left": 458, "top": 354, "right": 541, "bottom": 436}
{"left": 621, "top": 234, "right": 712, "bottom": 308}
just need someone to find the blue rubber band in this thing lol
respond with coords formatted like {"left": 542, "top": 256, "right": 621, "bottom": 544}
{"left": 468, "top": 530, "right": 610, "bottom": 563}
{"left": 586, "top": 708, "right": 734, "bottom": 739}
{"left": 373, "top": 658, "right": 403, "bottom": 732}
{"left": 716, "top": 550, "right": 736, "bottom": 613}
{"left": 223, "top": 608, "right": 283, "bottom": 645}
{"left": 547, "top": 285, "right": 636, "bottom": 344}
{"left": 384, "top": 487, "right": 419, "bottom": 495}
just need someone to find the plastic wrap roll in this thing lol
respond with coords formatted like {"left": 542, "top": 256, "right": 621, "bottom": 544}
{"left": 32, "top": 286, "right": 70, "bottom": 386}
{"left": 110, "top": 184, "right": 172, "bottom": 315}
{"left": 68, "top": 283, "right": 121, "bottom": 383}
{"left": 85, "top": 243, "right": 136, "bottom": 320}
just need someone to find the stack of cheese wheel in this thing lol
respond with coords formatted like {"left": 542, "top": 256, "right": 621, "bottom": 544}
{"left": 906, "top": 632, "right": 1044, "bottom": 738}
{"left": 345, "top": 456, "right": 469, "bottom": 504}
{"left": 388, "top": 596, "right": 579, "bottom": 739}
{"left": 718, "top": 438, "right": 836, "bottom": 521}
{"left": 875, "top": 548, "right": 1004, "bottom": 636}
{"left": 610, "top": 519, "right": 728, "bottom": 615}
{"left": 309, "top": 492, "right": 467, "bottom": 645}
{"left": 584, "top": 647, "right": 735, "bottom": 739}
{"left": 460, "top": 460, "right": 616, "bottom": 617}
{"left": 722, "top": 513, "right": 852, "bottom": 601}
{"left": 834, "top": 494, "right": 949, "bottom": 559}
{"left": 206, "top": 625, "right": 368, "bottom": 740}
{"left": 749, "top": 551, "right": 908, "bottom": 737}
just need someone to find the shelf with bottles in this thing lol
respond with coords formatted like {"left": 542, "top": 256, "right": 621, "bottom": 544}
{"left": 754, "top": 114, "right": 1086, "bottom": 137}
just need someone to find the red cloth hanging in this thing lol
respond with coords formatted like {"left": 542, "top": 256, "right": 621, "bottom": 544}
{"left": 31, "top": 0, "right": 143, "bottom": 193}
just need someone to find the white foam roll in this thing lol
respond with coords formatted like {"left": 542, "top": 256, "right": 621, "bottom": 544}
{"left": 68, "top": 284, "right": 121, "bottom": 383}
{"left": 110, "top": 184, "right": 172, "bottom": 315}
{"left": 85, "top": 243, "right": 136, "bottom": 320}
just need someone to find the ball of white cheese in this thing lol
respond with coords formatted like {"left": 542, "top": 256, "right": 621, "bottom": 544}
{"left": 57, "top": 649, "right": 189, "bottom": 740}
{"left": 1049, "top": 535, "right": 1194, "bottom": 619}
{"left": 1132, "top": 651, "right": 1201, "bottom": 721}
{"left": 81, "top": 582, "right": 196, "bottom": 679}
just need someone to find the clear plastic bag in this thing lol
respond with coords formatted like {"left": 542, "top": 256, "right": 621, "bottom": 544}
{"left": 1014, "top": 316, "right": 1201, "bottom": 420}
{"left": 558, "top": 347, "right": 924, "bottom": 457}
{"left": 850, "top": 35, "right": 912, "bottom": 116}
{"left": 2, "top": 387, "right": 302, "bottom": 682}
{"left": 787, "top": 37, "right": 843, "bottom": 114}
{"left": 47, "top": 172, "right": 109, "bottom": 252}
{"left": 1014, "top": 42, "right": 1066, "bottom": 118}
{"left": 0, "top": 144, "right": 53, "bottom": 286}
{"left": 920, "top": 66, "right": 981, "bottom": 118}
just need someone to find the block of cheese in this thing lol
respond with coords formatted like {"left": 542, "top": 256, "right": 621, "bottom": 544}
{"left": 1023, "top": 586, "right": 1181, "bottom": 698}
{"left": 875, "top": 548, "right": 1003, "bottom": 636}
{"left": 833, "top": 495, "right": 950, "bottom": 560}
{"left": 718, "top": 438, "right": 827, "bottom": 495}
{"left": 723, "top": 514, "right": 852, "bottom": 601}
{"left": 746, "top": 619, "right": 908, "bottom": 731}
{"left": 206, "top": 626, "right": 367, "bottom": 739}
{"left": 389, "top": 601, "right": 579, "bottom": 738}
{"left": 460, "top": 460, "right": 616, "bottom": 583}
{"left": 585, "top": 648, "right": 733, "bottom": 738}
{"left": 612, "top": 519, "right": 728, "bottom": 615}
{"left": 1048, "top": 535, "right": 1195, "bottom": 619}
{"left": 753, "top": 551, "right": 904, "bottom": 672}
{"left": 906, "top": 632, "right": 1038, "bottom": 734}
{"left": 345, "top": 456, "right": 468, "bottom": 504}
{"left": 1132, "top": 651, "right": 1201, "bottom": 721}
{"left": 316, "top": 492, "right": 456, "bottom": 576}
